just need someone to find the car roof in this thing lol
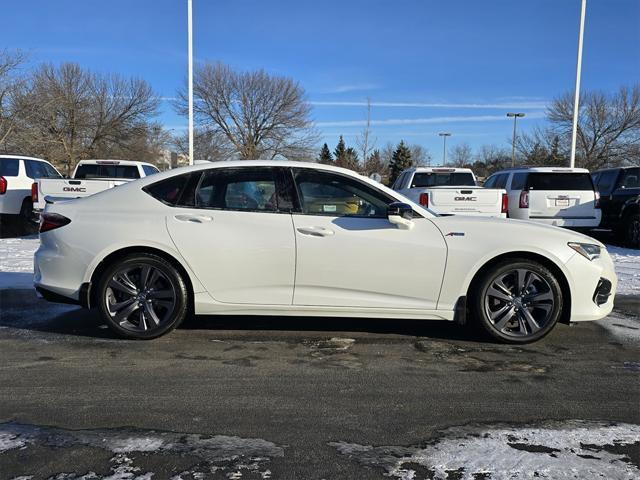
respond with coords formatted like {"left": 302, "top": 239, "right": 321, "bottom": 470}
{"left": 75, "top": 159, "right": 157, "bottom": 167}
{"left": 593, "top": 166, "right": 638, "bottom": 173}
{"left": 405, "top": 166, "right": 472, "bottom": 173}
{"left": 162, "top": 159, "right": 371, "bottom": 177}
{"left": 492, "top": 166, "right": 591, "bottom": 174}
{"left": 0, "top": 154, "right": 50, "bottom": 162}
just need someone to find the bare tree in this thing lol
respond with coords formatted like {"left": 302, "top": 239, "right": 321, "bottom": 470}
{"left": 408, "top": 144, "right": 431, "bottom": 166}
{"left": 0, "top": 50, "right": 27, "bottom": 150}
{"left": 449, "top": 143, "right": 473, "bottom": 167}
{"left": 10, "top": 63, "right": 159, "bottom": 174}
{"left": 543, "top": 84, "right": 640, "bottom": 170}
{"left": 173, "top": 128, "right": 231, "bottom": 162}
{"left": 356, "top": 97, "right": 375, "bottom": 164}
{"left": 177, "top": 62, "right": 317, "bottom": 160}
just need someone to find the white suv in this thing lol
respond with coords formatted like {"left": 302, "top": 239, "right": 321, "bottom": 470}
{"left": 484, "top": 167, "right": 601, "bottom": 228}
{"left": 0, "top": 155, "right": 61, "bottom": 232}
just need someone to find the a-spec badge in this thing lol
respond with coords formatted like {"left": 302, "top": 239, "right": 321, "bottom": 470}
{"left": 445, "top": 232, "right": 465, "bottom": 237}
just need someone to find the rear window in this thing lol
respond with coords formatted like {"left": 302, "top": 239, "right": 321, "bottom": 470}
{"left": 0, "top": 158, "right": 19, "bottom": 177}
{"left": 74, "top": 164, "right": 140, "bottom": 179}
{"left": 411, "top": 172, "right": 476, "bottom": 187}
{"left": 527, "top": 173, "right": 594, "bottom": 191}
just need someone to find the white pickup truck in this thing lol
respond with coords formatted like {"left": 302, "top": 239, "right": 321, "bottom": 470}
{"left": 33, "top": 159, "right": 160, "bottom": 212}
{"left": 392, "top": 167, "right": 508, "bottom": 217}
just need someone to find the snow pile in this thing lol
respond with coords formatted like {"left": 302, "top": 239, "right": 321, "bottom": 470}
{"left": 0, "top": 236, "right": 39, "bottom": 289}
{"left": 607, "top": 245, "right": 640, "bottom": 295}
{"left": 331, "top": 420, "right": 640, "bottom": 480}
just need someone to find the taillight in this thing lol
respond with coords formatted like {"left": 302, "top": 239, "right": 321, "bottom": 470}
{"left": 419, "top": 193, "right": 429, "bottom": 208}
{"left": 519, "top": 190, "right": 529, "bottom": 209}
{"left": 39, "top": 213, "right": 71, "bottom": 233}
{"left": 501, "top": 193, "right": 508, "bottom": 214}
{"left": 31, "top": 182, "right": 38, "bottom": 203}
{"left": 0, "top": 176, "right": 6, "bottom": 195}
{"left": 594, "top": 191, "right": 601, "bottom": 209}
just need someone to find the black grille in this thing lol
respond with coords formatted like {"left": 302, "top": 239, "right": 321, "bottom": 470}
{"left": 593, "top": 278, "right": 612, "bottom": 306}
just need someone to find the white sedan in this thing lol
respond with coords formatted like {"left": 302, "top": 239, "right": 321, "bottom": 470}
{"left": 34, "top": 161, "right": 617, "bottom": 343}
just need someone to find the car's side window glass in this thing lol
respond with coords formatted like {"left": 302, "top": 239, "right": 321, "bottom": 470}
{"left": 484, "top": 175, "right": 496, "bottom": 188}
{"left": 293, "top": 168, "right": 392, "bottom": 218}
{"left": 143, "top": 174, "right": 190, "bottom": 206}
{"left": 620, "top": 169, "right": 639, "bottom": 189}
{"left": 510, "top": 173, "right": 528, "bottom": 190}
{"left": 596, "top": 171, "right": 618, "bottom": 194}
{"left": 494, "top": 174, "right": 508, "bottom": 189}
{"left": 143, "top": 165, "right": 160, "bottom": 176}
{"left": 196, "top": 168, "right": 278, "bottom": 212}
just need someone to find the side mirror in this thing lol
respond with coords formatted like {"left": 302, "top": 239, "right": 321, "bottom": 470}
{"left": 387, "top": 202, "right": 415, "bottom": 230}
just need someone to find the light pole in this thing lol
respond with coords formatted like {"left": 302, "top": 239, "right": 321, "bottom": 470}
{"left": 439, "top": 132, "right": 451, "bottom": 165}
{"left": 570, "top": 0, "right": 587, "bottom": 169}
{"left": 507, "top": 112, "right": 525, "bottom": 167}
{"left": 187, "top": 0, "right": 194, "bottom": 165}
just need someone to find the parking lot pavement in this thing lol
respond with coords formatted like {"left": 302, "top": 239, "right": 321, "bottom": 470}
{"left": 0, "top": 287, "right": 639, "bottom": 479}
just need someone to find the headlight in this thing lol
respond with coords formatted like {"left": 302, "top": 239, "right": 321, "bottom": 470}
{"left": 568, "top": 242, "right": 601, "bottom": 261}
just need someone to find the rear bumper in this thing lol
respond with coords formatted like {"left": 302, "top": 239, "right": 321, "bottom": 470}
{"left": 528, "top": 216, "right": 601, "bottom": 228}
{"left": 35, "top": 282, "right": 91, "bottom": 308}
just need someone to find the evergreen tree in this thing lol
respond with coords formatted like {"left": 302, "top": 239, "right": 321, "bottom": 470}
{"left": 363, "top": 149, "right": 385, "bottom": 176}
{"left": 333, "top": 135, "right": 347, "bottom": 164}
{"left": 318, "top": 143, "right": 333, "bottom": 164}
{"left": 338, "top": 147, "right": 359, "bottom": 171}
{"left": 388, "top": 140, "right": 413, "bottom": 185}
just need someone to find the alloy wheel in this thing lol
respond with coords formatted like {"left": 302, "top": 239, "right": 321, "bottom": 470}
{"left": 105, "top": 263, "right": 177, "bottom": 333}
{"left": 483, "top": 268, "right": 555, "bottom": 338}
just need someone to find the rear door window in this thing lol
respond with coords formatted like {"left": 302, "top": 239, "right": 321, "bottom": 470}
{"left": 594, "top": 171, "right": 618, "bottom": 194}
{"left": 0, "top": 158, "right": 20, "bottom": 177}
{"left": 411, "top": 172, "right": 476, "bottom": 187}
{"left": 619, "top": 168, "right": 640, "bottom": 189}
{"left": 494, "top": 174, "right": 509, "bottom": 189}
{"left": 25, "top": 160, "right": 61, "bottom": 179}
{"left": 527, "top": 173, "right": 594, "bottom": 191}
{"left": 142, "top": 165, "right": 160, "bottom": 176}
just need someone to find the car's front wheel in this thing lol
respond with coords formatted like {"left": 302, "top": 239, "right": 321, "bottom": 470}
{"left": 97, "top": 253, "right": 188, "bottom": 339}
{"left": 472, "top": 259, "right": 563, "bottom": 343}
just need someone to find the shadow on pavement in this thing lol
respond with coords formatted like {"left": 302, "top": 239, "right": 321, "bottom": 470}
{"left": 0, "top": 287, "right": 480, "bottom": 342}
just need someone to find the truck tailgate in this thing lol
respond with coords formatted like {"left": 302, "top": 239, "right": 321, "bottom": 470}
{"left": 429, "top": 187, "right": 504, "bottom": 215}
{"left": 35, "top": 178, "right": 127, "bottom": 210}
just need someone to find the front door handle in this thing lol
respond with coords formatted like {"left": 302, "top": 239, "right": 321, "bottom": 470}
{"left": 296, "top": 226, "right": 335, "bottom": 237}
{"left": 174, "top": 214, "right": 213, "bottom": 223}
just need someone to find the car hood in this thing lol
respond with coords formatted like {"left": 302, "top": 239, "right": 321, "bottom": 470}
{"left": 430, "top": 215, "right": 604, "bottom": 248}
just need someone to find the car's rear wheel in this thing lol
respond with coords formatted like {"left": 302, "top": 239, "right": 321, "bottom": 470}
{"left": 472, "top": 259, "right": 563, "bottom": 343}
{"left": 97, "top": 253, "right": 188, "bottom": 339}
{"left": 625, "top": 213, "right": 640, "bottom": 248}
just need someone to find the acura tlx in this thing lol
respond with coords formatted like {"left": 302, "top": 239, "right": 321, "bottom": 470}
{"left": 34, "top": 161, "right": 616, "bottom": 342}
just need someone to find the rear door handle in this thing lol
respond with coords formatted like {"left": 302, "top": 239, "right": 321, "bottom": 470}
{"left": 174, "top": 214, "right": 213, "bottom": 223}
{"left": 296, "top": 226, "right": 335, "bottom": 237}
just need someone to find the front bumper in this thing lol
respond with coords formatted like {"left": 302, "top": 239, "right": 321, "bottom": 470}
{"left": 566, "top": 249, "right": 617, "bottom": 322}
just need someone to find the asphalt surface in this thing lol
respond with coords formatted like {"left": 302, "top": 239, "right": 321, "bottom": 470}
{"left": 0, "top": 286, "right": 639, "bottom": 479}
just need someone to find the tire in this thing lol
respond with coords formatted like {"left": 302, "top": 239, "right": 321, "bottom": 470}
{"left": 624, "top": 213, "right": 640, "bottom": 249}
{"left": 97, "top": 253, "right": 189, "bottom": 339}
{"left": 471, "top": 259, "right": 564, "bottom": 344}
{"left": 19, "top": 199, "right": 37, "bottom": 236}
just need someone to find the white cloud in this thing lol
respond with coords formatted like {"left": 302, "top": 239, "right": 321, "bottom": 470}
{"left": 311, "top": 100, "right": 548, "bottom": 109}
{"left": 320, "top": 83, "right": 380, "bottom": 94}
{"left": 316, "top": 111, "right": 545, "bottom": 128}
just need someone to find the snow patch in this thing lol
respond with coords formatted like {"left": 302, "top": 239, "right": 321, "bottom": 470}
{"left": 607, "top": 245, "right": 640, "bottom": 295}
{"left": 0, "top": 236, "right": 39, "bottom": 289}
{"left": 0, "top": 431, "right": 29, "bottom": 452}
{"left": 331, "top": 420, "right": 640, "bottom": 480}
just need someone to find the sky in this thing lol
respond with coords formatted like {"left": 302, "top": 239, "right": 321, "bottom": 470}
{"left": 3, "top": 0, "right": 639, "bottom": 162}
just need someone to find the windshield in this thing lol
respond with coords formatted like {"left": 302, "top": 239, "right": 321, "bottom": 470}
{"left": 411, "top": 172, "right": 476, "bottom": 187}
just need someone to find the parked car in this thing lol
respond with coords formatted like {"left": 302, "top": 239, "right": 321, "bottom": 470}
{"left": 485, "top": 167, "right": 601, "bottom": 229}
{"left": 33, "top": 159, "right": 159, "bottom": 212}
{"left": 34, "top": 161, "right": 616, "bottom": 343}
{"left": 592, "top": 166, "right": 640, "bottom": 247}
{"left": 0, "top": 155, "right": 61, "bottom": 233}
{"left": 392, "top": 167, "right": 508, "bottom": 217}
